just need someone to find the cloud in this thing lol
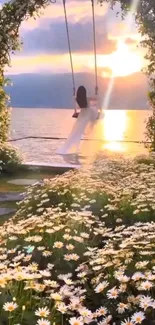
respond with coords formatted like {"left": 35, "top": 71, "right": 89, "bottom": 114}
{"left": 21, "top": 0, "right": 109, "bottom": 30}
{"left": 8, "top": 53, "right": 94, "bottom": 75}
{"left": 1, "top": 0, "right": 137, "bottom": 57}
{"left": 19, "top": 17, "right": 117, "bottom": 55}
{"left": 2, "top": 0, "right": 144, "bottom": 78}
{"left": 17, "top": 0, "right": 135, "bottom": 57}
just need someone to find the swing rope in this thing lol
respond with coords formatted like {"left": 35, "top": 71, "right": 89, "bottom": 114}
{"left": 63, "top": 0, "right": 76, "bottom": 97}
{"left": 63, "top": 0, "right": 98, "bottom": 97}
{"left": 91, "top": 0, "right": 98, "bottom": 95}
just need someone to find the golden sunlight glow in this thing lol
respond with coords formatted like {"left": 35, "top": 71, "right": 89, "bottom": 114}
{"left": 110, "top": 40, "right": 142, "bottom": 77}
{"left": 104, "top": 142, "right": 124, "bottom": 152}
{"left": 98, "top": 40, "right": 143, "bottom": 77}
{"left": 100, "top": 0, "right": 142, "bottom": 112}
{"left": 102, "top": 110, "right": 127, "bottom": 151}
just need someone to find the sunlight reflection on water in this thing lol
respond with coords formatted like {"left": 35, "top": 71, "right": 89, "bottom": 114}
{"left": 103, "top": 110, "right": 127, "bottom": 152}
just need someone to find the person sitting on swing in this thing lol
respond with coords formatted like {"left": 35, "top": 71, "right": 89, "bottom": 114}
{"left": 57, "top": 85, "right": 101, "bottom": 155}
{"left": 72, "top": 86, "right": 101, "bottom": 119}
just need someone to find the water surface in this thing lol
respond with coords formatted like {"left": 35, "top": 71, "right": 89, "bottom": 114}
{"left": 10, "top": 108, "right": 151, "bottom": 164}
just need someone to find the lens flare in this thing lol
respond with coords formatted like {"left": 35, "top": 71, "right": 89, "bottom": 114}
{"left": 101, "top": 0, "right": 141, "bottom": 112}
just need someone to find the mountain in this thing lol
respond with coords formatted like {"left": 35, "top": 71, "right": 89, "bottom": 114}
{"left": 5, "top": 72, "right": 149, "bottom": 109}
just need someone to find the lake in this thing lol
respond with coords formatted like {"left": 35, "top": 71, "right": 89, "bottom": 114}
{"left": 10, "top": 108, "right": 151, "bottom": 164}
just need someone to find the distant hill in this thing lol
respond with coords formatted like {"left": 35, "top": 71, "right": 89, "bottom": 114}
{"left": 5, "top": 72, "right": 149, "bottom": 109}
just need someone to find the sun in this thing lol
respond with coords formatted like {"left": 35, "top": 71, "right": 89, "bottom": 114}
{"left": 109, "top": 40, "right": 143, "bottom": 77}
{"left": 96, "top": 40, "right": 143, "bottom": 78}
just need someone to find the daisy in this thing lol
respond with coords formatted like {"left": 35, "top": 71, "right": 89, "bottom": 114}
{"left": 139, "top": 295, "right": 153, "bottom": 310}
{"left": 140, "top": 280, "right": 153, "bottom": 290}
{"left": 131, "top": 311, "right": 145, "bottom": 324}
{"left": 37, "top": 319, "right": 50, "bottom": 325}
{"left": 53, "top": 241, "right": 64, "bottom": 249}
{"left": 79, "top": 307, "right": 92, "bottom": 317}
{"left": 64, "top": 254, "right": 79, "bottom": 261}
{"left": 132, "top": 272, "right": 144, "bottom": 281}
{"left": 98, "top": 315, "right": 112, "bottom": 325}
{"left": 35, "top": 307, "right": 50, "bottom": 318}
{"left": 39, "top": 270, "right": 51, "bottom": 277}
{"left": 66, "top": 244, "right": 75, "bottom": 250}
{"left": 117, "top": 303, "right": 129, "bottom": 314}
{"left": 95, "top": 281, "right": 109, "bottom": 293}
{"left": 0, "top": 277, "right": 6, "bottom": 288}
{"left": 3, "top": 302, "right": 18, "bottom": 312}
{"left": 119, "top": 284, "right": 127, "bottom": 293}
{"left": 28, "top": 262, "right": 38, "bottom": 271}
{"left": 69, "top": 297, "right": 81, "bottom": 310}
{"left": 96, "top": 306, "right": 108, "bottom": 316}
{"left": 107, "top": 286, "right": 119, "bottom": 299}
{"left": 77, "top": 272, "right": 87, "bottom": 278}
{"left": 50, "top": 293, "right": 62, "bottom": 301}
{"left": 121, "top": 318, "right": 135, "bottom": 325}
{"left": 116, "top": 275, "right": 130, "bottom": 283}
{"left": 64, "top": 278, "right": 73, "bottom": 285}
{"left": 42, "top": 250, "right": 52, "bottom": 257}
{"left": 63, "top": 234, "right": 72, "bottom": 240}
{"left": 80, "top": 232, "right": 89, "bottom": 238}
{"left": 135, "top": 261, "right": 149, "bottom": 269}
{"left": 69, "top": 317, "right": 83, "bottom": 325}
{"left": 47, "top": 263, "right": 54, "bottom": 270}
{"left": 57, "top": 302, "right": 68, "bottom": 314}
{"left": 45, "top": 280, "right": 59, "bottom": 288}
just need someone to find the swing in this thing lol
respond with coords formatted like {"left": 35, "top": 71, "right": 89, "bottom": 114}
{"left": 63, "top": 0, "right": 99, "bottom": 118}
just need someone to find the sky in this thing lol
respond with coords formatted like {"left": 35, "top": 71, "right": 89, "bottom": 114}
{"left": 0, "top": 0, "right": 146, "bottom": 78}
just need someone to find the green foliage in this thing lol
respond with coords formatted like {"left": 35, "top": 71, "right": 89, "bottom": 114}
{"left": 145, "top": 79, "right": 155, "bottom": 151}
{"left": 0, "top": 142, "right": 22, "bottom": 174}
{"left": 0, "top": 75, "right": 10, "bottom": 142}
{"left": 145, "top": 110, "right": 155, "bottom": 151}
{"left": 148, "top": 79, "right": 155, "bottom": 115}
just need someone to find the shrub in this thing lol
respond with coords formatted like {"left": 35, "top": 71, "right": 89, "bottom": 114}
{"left": 145, "top": 110, "right": 155, "bottom": 152}
{"left": 0, "top": 76, "right": 10, "bottom": 143}
{"left": 0, "top": 142, "right": 22, "bottom": 174}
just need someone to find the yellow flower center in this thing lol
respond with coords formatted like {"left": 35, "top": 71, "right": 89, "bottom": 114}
{"left": 136, "top": 317, "right": 141, "bottom": 322}
{"left": 40, "top": 311, "right": 46, "bottom": 316}
{"left": 100, "top": 309, "right": 106, "bottom": 315}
